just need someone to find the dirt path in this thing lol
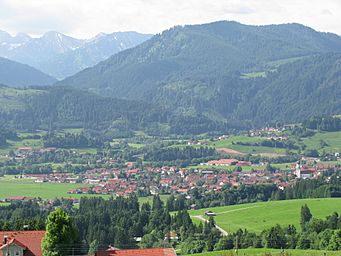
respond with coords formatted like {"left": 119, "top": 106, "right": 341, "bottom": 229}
{"left": 191, "top": 205, "right": 266, "bottom": 236}
{"left": 192, "top": 215, "right": 229, "bottom": 236}
{"left": 217, "top": 148, "right": 244, "bottom": 155}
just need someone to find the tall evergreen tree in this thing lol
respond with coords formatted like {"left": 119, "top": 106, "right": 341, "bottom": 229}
{"left": 300, "top": 204, "right": 313, "bottom": 231}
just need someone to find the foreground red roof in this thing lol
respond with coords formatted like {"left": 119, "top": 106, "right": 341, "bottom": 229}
{"left": 0, "top": 231, "right": 45, "bottom": 256}
{"left": 96, "top": 248, "right": 177, "bottom": 256}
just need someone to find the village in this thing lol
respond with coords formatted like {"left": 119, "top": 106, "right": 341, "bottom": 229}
{"left": 4, "top": 156, "right": 338, "bottom": 205}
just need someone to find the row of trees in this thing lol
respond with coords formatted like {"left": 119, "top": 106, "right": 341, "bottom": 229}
{"left": 303, "top": 116, "right": 341, "bottom": 132}
{"left": 0, "top": 129, "right": 18, "bottom": 146}
{"left": 35, "top": 195, "right": 222, "bottom": 255}
{"left": 234, "top": 140, "right": 300, "bottom": 150}
{"left": 43, "top": 132, "right": 103, "bottom": 148}
{"left": 143, "top": 146, "right": 218, "bottom": 162}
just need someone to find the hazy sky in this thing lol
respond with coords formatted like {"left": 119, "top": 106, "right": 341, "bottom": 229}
{"left": 0, "top": 0, "right": 341, "bottom": 38}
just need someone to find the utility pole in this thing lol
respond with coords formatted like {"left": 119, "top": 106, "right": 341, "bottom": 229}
{"left": 4, "top": 236, "right": 8, "bottom": 256}
{"left": 234, "top": 235, "right": 238, "bottom": 255}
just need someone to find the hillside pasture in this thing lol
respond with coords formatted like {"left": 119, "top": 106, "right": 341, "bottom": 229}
{"left": 303, "top": 131, "right": 341, "bottom": 153}
{"left": 189, "top": 198, "right": 341, "bottom": 233}
{"left": 209, "top": 136, "right": 288, "bottom": 156}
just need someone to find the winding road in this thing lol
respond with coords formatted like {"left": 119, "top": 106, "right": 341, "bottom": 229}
{"left": 192, "top": 215, "right": 229, "bottom": 236}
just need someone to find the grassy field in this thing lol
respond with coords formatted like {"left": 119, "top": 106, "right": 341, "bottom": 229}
{"left": 0, "top": 176, "right": 95, "bottom": 200}
{"left": 208, "top": 136, "right": 288, "bottom": 156}
{"left": 0, "top": 130, "right": 44, "bottom": 155}
{"left": 0, "top": 175, "right": 168, "bottom": 204}
{"left": 185, "top": 248, "right": 340, "bottom": 256}
{"left": 189, "top": 198, "right": 341, "bottom": 233}
{"left": 303, "top": 131, "right": 341, "bottom": 153}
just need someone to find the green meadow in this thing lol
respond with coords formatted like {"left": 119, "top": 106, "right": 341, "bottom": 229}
{"left": 207, "top": 136, "right": 288, "bottom": 156}
{"left": 303, "top": 131, "right": 341, "bottom": 154}
{"left": 189, "top": 198, "right": 341, "bottom": 233}
{"left": 0, "top": 175, "right": 168, "bottom": 203}
{"left": 0, "top": 176, "right": 93, "bottom": 200}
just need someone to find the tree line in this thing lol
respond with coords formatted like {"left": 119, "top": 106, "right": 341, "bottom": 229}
{"left": 303, "top": 116, "right": 341, "bottom": 132}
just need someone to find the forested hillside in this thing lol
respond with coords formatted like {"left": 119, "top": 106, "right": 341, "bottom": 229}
{"left": 57, "top": 21, "right": 341, "bottom": 127}
{"left": 0, "top": 85, "right": 232, "bottom": 134}
{"left": 0, "top": 57, "right": 56, "bottom": 86}
{"left": 1, "top": 21, "right": 341, "bottom": 134}
{"left": 0, "top": 85, "right": 155, "bottom": 131}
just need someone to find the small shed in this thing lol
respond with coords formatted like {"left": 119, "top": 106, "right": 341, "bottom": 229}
{"left": 205, "top": 210, "right": 216, "bottom": 217}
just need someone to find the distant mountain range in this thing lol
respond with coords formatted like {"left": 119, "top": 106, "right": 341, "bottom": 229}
{"left": 0, "top": 30, "right": 152, "bottom": 79}
{"left": 58, "top": 21, "right": 341, "bottom": 127}
{"left": 0, "top": 57, "right": 56, "bottom": 87}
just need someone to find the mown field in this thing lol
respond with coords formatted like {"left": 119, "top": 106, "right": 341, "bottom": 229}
{"left": 185, "top": 248, "right": 340, "bottom": 256}
{"left": 178, "top": 130, "right": 341, "bottom": 157}
{"left": 208, "top": 136, "right": 288, "bottom": 156}
{"left": 189, "top": 198, "right": 341, "bottom": 233}
{"left": 303, "top": 131, "right": 341, "bottom": 154}
{"left": 0, "top": 176, "right": 94, "bottom": 199}
{"left": 0, "top": 175, "right": 168, "bottom": 203}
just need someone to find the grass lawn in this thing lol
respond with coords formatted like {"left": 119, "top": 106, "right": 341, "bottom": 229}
{"left": 189, "top": 198, "right": 341, "bottom": 233}
{"left": 185, "top": 248, "right": 340, "bottom": 256}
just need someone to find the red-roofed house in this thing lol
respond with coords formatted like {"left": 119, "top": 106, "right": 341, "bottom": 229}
{"left": 0, "top": 231, "right": 45, "bottom": 256}
{"left": 96, "top": 248, "right": 176, "bottom": 256}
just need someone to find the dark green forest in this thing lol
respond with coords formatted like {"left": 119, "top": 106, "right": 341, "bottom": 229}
{"left": 1, "top": 22, "right": 341, "bottom": 134}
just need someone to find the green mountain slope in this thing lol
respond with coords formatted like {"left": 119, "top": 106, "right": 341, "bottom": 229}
{"left": 0, "top": 85, "right": 159, "bottom": 131}
{"left": 236, "top": 54, "right": 341, "bottom": 124}
{"left": 57, "top": 21, "right": 341, "bottom": 127}
{"left": 0, "top": 85, "right": 237, "bottom": 134}
{"left": 0, "top": 57, "right": 56, "bottom": 86}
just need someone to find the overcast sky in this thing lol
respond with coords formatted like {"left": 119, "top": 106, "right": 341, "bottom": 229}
{"left": 0, "top": 0, "right": 341, "bottom": 38}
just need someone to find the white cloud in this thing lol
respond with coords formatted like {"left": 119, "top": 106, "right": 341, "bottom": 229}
{"left": 0, "top": 0, "right": 340, "bottom": 38}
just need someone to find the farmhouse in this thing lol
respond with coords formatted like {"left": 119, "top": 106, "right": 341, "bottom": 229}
{"left": 5, "top": 196, "right": 33, "bottom": 202}
{"left": 0, "top": 231, "right": 45, "bottom": 256}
